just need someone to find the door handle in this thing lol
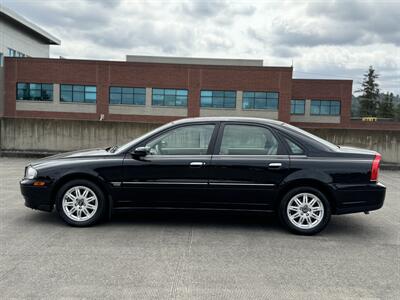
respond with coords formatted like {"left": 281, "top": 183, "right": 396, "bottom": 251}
{"left": 190, "top": 162, "right": 205, "bottom": 167}
{"left": 268, "top": 162, "right": 282, "bottom": 169}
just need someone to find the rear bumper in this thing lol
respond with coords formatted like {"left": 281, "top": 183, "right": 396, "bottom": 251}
{"left": 20, "top": 179, "right": 53, "bottom": 212}
{"left": 333, "top": 182, "right": 386, "bottom": 214}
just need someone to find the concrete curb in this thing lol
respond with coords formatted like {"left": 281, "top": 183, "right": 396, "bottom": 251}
{"left": 1, "top": 150, "right": 399, "bottom": 170}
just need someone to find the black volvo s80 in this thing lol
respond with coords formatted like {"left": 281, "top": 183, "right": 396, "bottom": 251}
{"left": 20, "top": 117, "right": 386, "bottom": 235}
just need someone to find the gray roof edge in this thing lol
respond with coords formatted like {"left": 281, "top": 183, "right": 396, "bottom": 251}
{"left": 126, "top": 55, "right": 263, "bottom": 67}
{"left": 0, "top": 5, "right": 61, "bottom": 45}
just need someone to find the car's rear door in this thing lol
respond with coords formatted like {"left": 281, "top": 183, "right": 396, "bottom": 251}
{"left": 208, "top": 122, "right": 290, "bottom": 210}
{"left": 116, "top": 122, "right": 218, "bottom": 208}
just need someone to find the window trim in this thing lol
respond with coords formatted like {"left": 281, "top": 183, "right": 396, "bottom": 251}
{"left": 310, "top": 99, "right": 341, "bottom": 116}
{"left": 16, "top": 82, "right": 53, "bottom": 101}
{"left": 109, "top": 86, "right": 146, "bottom": 106}
{"left": 60, "top": 84, "right": 97, "bottom": 104}
{"left": 213, "top": 122, "right": 286, "bottom": 156}
{"left": 133, "top": 122, "right": 220, "bottom": 156}
{"left": 290, "top": 99, "right": 306, "bottom": 115}
{"left": 151, "top": 88, "right": 188, "bottom": 107}
{"left": 242, "top": 91, "right": 279, "bottom": 111}
{"left": 200, "top": 90, "right": 237, "bottom": 109}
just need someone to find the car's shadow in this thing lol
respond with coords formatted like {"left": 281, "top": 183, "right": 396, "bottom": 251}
{"left": 111, "top": 210, "right": 282, "bottom": 232}
{"left": 23, "top": 209, "right": 385, "bottom": 238}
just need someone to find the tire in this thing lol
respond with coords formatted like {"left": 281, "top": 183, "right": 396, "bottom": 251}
{"left": 278, "top": 186, "right": 331, "bottom": 235}
{"left": 56, "top": 179, "right": 106, "bottom": 227}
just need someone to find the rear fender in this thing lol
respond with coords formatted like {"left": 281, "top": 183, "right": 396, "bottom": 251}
{"left": 276, "top": 170, "right": 336, "bottom": 212}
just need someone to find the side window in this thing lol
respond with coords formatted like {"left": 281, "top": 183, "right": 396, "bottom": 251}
{"left": 285, "top": 138, "right": 305, "bottom": 155}
{"left": 219, "top": 125, "right": 278, "bottom": 155}
{"left": 145, "top": 124, "right": 215, "bottom": 155}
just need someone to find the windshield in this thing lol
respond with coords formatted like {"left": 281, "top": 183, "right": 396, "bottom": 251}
{"left": 282, "top": 123, "right": 339, "bottom": 150}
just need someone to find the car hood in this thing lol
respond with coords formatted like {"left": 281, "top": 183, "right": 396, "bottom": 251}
{"left": 30, "top": 148, "right": 112, "bottom": 167}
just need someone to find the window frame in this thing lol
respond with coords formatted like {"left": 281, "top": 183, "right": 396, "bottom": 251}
{"left": 290, "top": 99, "right": 306, "bottom": 115}
{"left": 60, "top": 84, "right": 97, "bottom": 103}
{"left": 109, "top": 86, "right": 146, "bottom": 105}
{"left": 151, "top": 88, "right": 188, "bottom": 107}
{"left": 16, "top": 82, "right": 53, "bottom": 101}
{"left": 310, "top": 100, "right": 341, "bottom": 116}
{"left": 134, "top": 122, "right": 220, "bottom": 156}
{"left": 200, "top": 90, "right": 237, "bottom": 109}
{"left": 242, "top": 91, "right": 279, "bottom": 110}
{"left": 213, "top": 122, "right": 286, "bottom": 156}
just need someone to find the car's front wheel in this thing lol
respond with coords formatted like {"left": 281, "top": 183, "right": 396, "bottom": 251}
{"left": 279, "top": 187, "right": 331, "bottom": 235}
{"left": 56, "top": 179, "right": 106, "bottom": 226}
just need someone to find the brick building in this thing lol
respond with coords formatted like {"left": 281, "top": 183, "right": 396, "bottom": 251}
{"left": 2, "top": 55, "right": 399, "bottom": 130}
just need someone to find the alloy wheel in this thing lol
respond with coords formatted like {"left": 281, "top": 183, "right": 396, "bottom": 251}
{"left": 286, "top": 192, "right": 324, "bottom": 230}
{"left": 62, "top": 186, "right": 98, "bottom": 222}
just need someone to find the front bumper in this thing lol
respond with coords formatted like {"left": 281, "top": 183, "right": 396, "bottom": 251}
{"left": 20, "top": 179, "right": 53, "bottom": 212}
{"left": 333, "top": 182, "right": 386, "bottom": 214}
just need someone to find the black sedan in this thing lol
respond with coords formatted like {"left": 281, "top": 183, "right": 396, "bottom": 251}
{"left": 20, "top": 117, "right": 386, "bottom": 235}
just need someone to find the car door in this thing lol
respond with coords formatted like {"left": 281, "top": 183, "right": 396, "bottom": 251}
{"left": 115, "top": 122, "right": 218, "bottom": 208}
{"left": 208, "top": 122, "right": 290, "bottom": 210}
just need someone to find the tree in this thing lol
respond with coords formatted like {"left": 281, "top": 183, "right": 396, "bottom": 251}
{"left": 377, "top": 93, "right": 395, "bottom": 118}
{"left": 395, "top": 103, "right": 400, "bottom": 122}
{"left": 358, "top": 66, "right": 380, "bottom": 117}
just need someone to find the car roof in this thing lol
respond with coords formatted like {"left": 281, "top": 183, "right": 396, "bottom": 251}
{"left": 170, "top": 117, "right": 285, "bottom": 126}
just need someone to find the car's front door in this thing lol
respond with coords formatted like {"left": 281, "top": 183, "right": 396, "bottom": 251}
{"left": 208, "top": 123, "right": 291, "bottom": 210}
{"left": 116, "top": 123, "right": 218, "bottom": 209}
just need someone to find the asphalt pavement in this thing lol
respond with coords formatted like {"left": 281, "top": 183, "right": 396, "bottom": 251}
{"left": 1, "top": 157, "right": 399, "bottom": 299}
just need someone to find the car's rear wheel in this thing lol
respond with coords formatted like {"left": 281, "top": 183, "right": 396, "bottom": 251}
{"left": 279, "top": 187, "right": 331, "bottom": 235}
{"left": 56, "top": 179, "right": 106, "bottom": 226}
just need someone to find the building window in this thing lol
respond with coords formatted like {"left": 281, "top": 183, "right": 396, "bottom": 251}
{"left": 152, "top": 88, "right": 188, "bottom": 107}
{"left": 7, "top": 48, "right": 26, "bottom": 57}
{"left": 291, "top": 99, "right": 305, "bottom": 115}
{"left": 200, "top": 90, "right": 236, "bottom": 108}
{"left": 17, "top": 83, "right": 53, "bottom": 101}
{"left": 60, "top": 85, "right": 97, "bottom": 103}
{"left": 7, "top": 48, "right": 17, "bottom": 57}
{"left": 109, "top": 87, "right": 146, "bottom": 105}
{"left": 311, "top": 100, "right": 340, "bottom": 116}
{"left": 242, "top": 91, "right": 279, "bottom": 110}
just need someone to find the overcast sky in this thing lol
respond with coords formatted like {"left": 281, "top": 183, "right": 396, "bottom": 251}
{"left": 3, "top": 0, "right": 399, "bottom": 95}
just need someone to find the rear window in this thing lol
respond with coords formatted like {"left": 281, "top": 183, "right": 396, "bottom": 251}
{"left": 285, "top": 138, "right": 305, "bottom": 155}
{"left": 282, "top": 123, "right": 338, "bottom": 150}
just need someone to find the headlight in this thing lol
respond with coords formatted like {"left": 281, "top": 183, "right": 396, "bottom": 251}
{"left": 25, "top": 166, "right": 37, "bottom": 179}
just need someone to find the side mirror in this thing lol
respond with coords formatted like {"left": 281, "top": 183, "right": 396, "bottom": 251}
{"left": 132, "top": 146, "right": 150, "bottom": 157}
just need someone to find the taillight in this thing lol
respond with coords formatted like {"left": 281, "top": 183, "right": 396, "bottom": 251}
{"left": 370, "top": 153, "right": 381, "bottom": 181}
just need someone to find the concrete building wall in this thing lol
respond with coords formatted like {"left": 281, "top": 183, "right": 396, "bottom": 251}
{"left": 307, "top": 128, "right": 400, "bottom": 164}
{"left": 0, "top": 18, "right": 50, "bottom": 58}
{"left": 0, "top": 67, "right": 4, "bottom": 116}
{"left": 1, "top": 118, "right": 399, "bottom": 163}
{"left": 0, "top": 117, "right": 159, "bottom": 153}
